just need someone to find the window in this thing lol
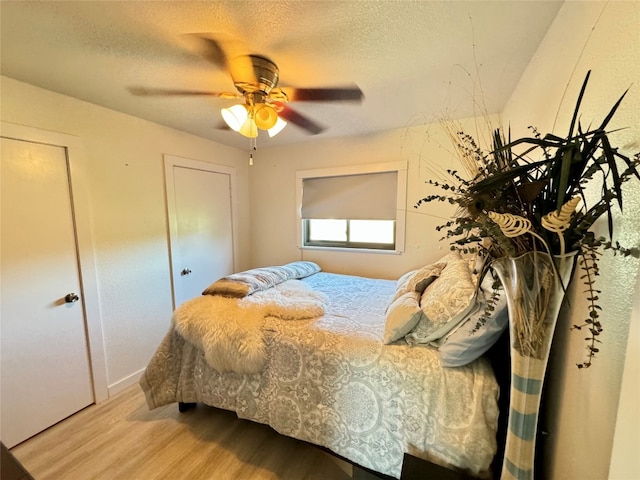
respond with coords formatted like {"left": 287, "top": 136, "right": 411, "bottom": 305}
{"left": 296, "top": 162, "right": 407, "bottom": 252}
{"left": 305, "top": 219, "right": 396, "bottom": 249}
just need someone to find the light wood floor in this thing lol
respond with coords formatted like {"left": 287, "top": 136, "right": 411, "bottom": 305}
{"left": 10, "top": 385, "right": 354, "bottom": 480}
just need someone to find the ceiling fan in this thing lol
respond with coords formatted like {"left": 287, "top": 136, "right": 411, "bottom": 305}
{"left": 128, "top": 34, "right": 364, "bottom": 139}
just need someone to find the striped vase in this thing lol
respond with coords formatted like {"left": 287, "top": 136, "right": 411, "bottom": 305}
{"left": 493, "top": 251, "right": 576, "bottom": 480}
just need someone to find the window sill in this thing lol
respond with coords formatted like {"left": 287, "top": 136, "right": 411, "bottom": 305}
{"left": 300, "top": 245, "right": 403, "bottom": 255}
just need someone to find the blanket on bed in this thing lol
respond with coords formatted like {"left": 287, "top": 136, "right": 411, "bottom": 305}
{"left": 173, "top": 279, "right": 325, "bottom": 374}
{"left": 142, "top": 272, "right": 499, "bottom": 479}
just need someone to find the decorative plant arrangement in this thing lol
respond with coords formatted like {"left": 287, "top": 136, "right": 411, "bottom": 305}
{"left": 417, "top": 70, "right": 639, "bottom": 480}
{"left": 417, "top": 71, "right": 640, "bottom": 367}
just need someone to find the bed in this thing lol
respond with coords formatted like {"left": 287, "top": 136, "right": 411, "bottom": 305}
{"left": 141, "top": 256, "right": 508, "bottom": 479}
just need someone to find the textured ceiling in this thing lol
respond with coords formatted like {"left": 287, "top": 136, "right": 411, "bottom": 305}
{"left": 0, "top": 1, "right": 563, "bottom": 150}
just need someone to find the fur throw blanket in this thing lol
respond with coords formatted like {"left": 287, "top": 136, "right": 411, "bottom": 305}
{"left": 173, "top": 280, "right": 325, "bottom": 374}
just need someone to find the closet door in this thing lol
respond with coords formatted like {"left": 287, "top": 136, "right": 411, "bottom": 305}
{"left": 164, "top": 155, "right": 237, "bottom": 307}
{"left": 1, "top": 137, "right": 94, "bottom": 448}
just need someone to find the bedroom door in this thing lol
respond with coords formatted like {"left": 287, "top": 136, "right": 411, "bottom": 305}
{"left": 0, "top": 137, "right": 94, "bottom": 448}
{"left": 165, "top": 155, "right": 237, "bottom": 307}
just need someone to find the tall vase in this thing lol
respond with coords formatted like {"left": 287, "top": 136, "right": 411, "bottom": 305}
{"left": 493, "top": 251, "right": 576, "bottom": 480}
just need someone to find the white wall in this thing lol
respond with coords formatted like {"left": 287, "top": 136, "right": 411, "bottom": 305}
{"left": 0, "top": 76, "right": 250, "bottom": 396}
{"left": 609, "top": 261, "right": 640, "bottom": 479}
{"left": 502, "top": 2, "right": 640, "bottom": 479}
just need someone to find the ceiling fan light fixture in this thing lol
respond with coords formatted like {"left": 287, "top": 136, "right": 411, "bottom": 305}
{"left": 267, "top": 117, "right": 287, "bottom": 137}
{"left": 238, "top": 117, "right": 258, "bottom": 138}
{"left": 254, "top": 103, "right": 279, "bottom": 130}
{"left": 221, "top": 104, "right": 249, "bottom": 132}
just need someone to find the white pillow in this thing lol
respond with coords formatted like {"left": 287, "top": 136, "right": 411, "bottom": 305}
{"left": 438, "top": 272, "right": 508, "bottom": 367}
{"left": 396, "top": 269, "right": 417, "bottom": 289}
{"left": 405, "top": 257, "right": 477, "bottom": 345}
{"left": 389, "top": 261, "right": 446, "bottom": 305}
{"left": 390, "top": 269, "right": 417, "bottom": 303}
{"left": 407, "top": 262, "right": 446, "bottom": 294}
{"left": 383, "top": 291, "right": 424, "bottom": 344}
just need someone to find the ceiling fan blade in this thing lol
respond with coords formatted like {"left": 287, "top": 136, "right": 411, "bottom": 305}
{"left": 278, "top": 105, "right": 325, "bottom": 135}
{"left": 128, "top": 86, "right": 240, "bottom": 99}
{"left": 185, "top": 33, "right": 259, "bottom": 89}
{"left": 281, "top": 85, "right": 364, "bottom": 103}
{"left": 183, "top": 33, "right": 232, "bottom": 70}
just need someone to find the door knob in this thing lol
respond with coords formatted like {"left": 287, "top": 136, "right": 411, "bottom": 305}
{"left": 180, "top": 268, "right": 192, "bottom": 276}
{"left": 65, "top": 293, "right": 80, "bottom": 303}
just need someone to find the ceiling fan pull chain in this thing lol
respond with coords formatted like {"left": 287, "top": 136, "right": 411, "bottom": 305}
{"left": 249, "top": 137, "right": 257, "bottom": 165}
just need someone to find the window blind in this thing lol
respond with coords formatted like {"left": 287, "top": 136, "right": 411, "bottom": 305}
{"left": 301, "top": 171, "right": 397, "bottom": 220}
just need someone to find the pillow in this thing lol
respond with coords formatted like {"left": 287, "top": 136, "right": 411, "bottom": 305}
{"left": 202, "top": 277, "right": 255, "bottom": 298}
{"left": 396, "top": 269, "right": 417, "bottom": 290}
{"left": 280, "top": 261, "right": 322, "bottom": 279}
{"left": 389, "top": 256, "right": 450, "bottom": 304}
{"left": 383, "top": 291, "right": 424, "bottom": 344}
{"left": 407, "top": 262, "right": 447, "bottom": 294}
{"left": 438, "top": 272, "right": 508, "bottom": 367}
{"left": 388, "top": 269, "right": 415, "bottom": 304}
{"left": 202, "top": 261, "right": 321, "bottom": 297}
{"left": 405, "top": 256, "right": 477, "bottom": 345}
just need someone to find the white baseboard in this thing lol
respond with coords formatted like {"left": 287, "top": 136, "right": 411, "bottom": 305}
{"left": 107, "top": 368, "right": 145, "bottom": 398}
